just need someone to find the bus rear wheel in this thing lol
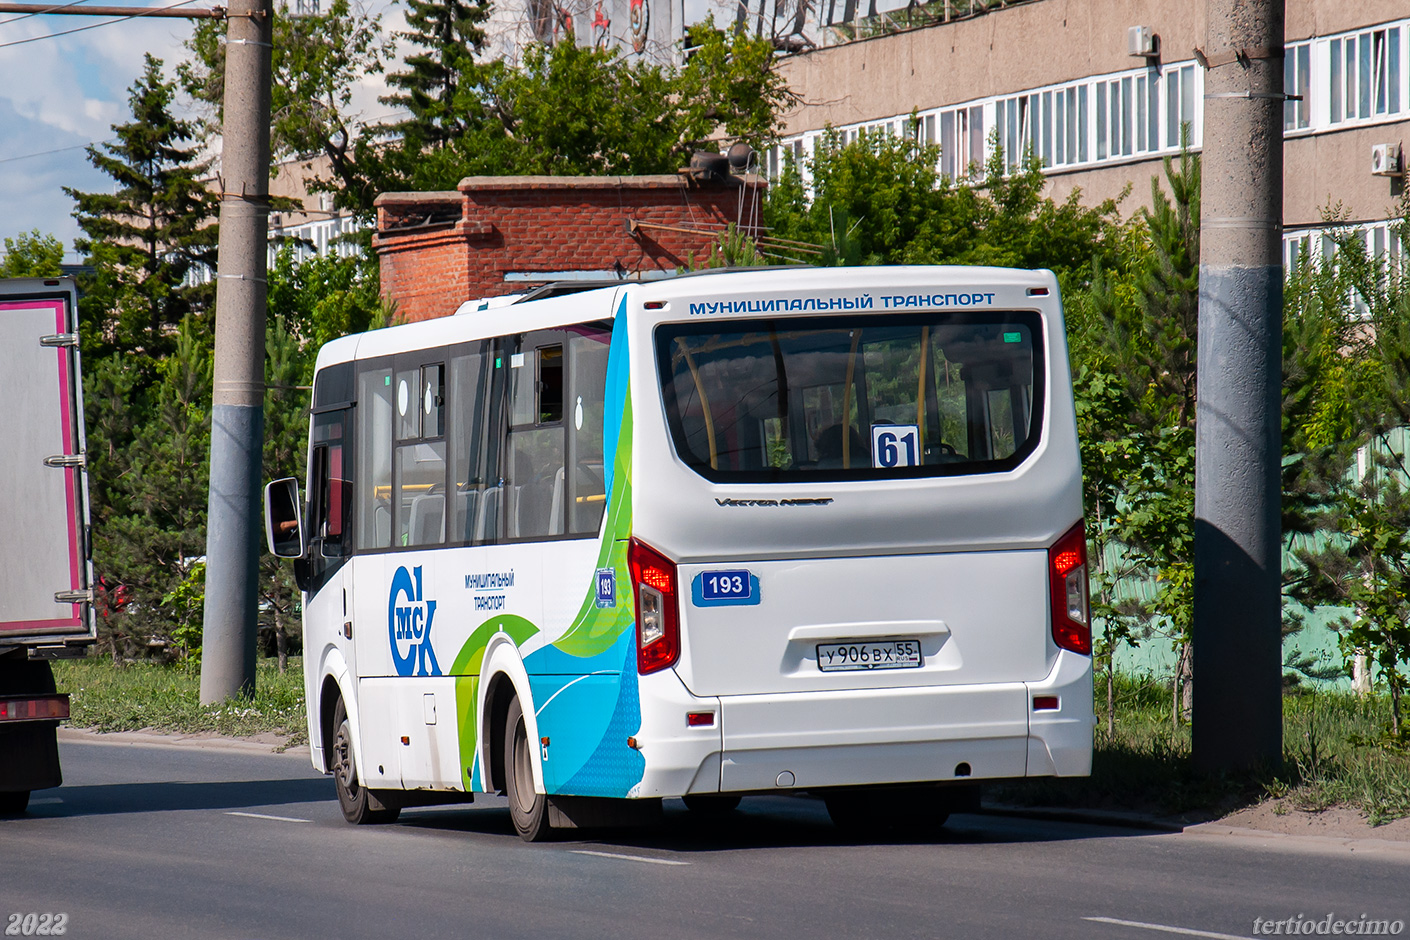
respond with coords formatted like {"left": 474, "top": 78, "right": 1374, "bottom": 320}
{"left": 504, "top": 697, "right": 552, "bottom": 842}
{"left": 331, "top": 699, "right": 400, "bottom": 825}
{"left": 0, "top": 790, "right": 29, "bottom": 817}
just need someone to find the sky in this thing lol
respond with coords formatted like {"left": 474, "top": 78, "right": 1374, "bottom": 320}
{"left": 0, "top": 0, "right": 399, "bottom": 264}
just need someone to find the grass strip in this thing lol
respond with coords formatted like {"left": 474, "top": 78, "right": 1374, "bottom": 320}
{"left": 52, "top": 656, "right": 307, "bottom": 746}
{"left": 994, "top": 676, "right": 1410, "bottom": 825}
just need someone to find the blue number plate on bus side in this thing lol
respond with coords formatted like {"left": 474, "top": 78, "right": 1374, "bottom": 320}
{"left": 691, "top": 570, "right": 760, "bottom": 607}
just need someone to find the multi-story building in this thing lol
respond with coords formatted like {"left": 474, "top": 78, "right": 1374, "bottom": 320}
{"left": 767, "top": 0, "right": 1409, "bottom": 266}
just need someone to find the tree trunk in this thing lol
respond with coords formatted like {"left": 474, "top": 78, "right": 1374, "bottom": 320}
{"left": 1172, "top": 641, "right": 1193, "bottom": 739}
{"left": 275, "top": 605, "right": 289, "bottom": 675}
{"left": 1391, "top": 673, "right": 1402, "bottom": 739}
{"left": 1106, "top": 648, "right": 1116, "bottom": 737}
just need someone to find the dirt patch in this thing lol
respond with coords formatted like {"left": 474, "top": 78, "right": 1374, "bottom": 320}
{"left": 1218, "top": 801, "right": 1410, "bottom": 841}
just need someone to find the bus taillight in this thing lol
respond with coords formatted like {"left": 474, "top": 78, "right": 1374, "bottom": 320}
{"left": 1048, "top": 521, "right": 1091, "bottom": 656}
{"left": 629, "top": 538, "right": 680, "bottom": 674}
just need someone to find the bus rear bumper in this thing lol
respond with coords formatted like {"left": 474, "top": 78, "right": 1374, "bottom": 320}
{"left": 631, "top": 651, "right": 1093, "bottom": 797}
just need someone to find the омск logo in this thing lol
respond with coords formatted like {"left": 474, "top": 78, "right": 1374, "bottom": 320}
{"left": 388, "top": 565, "right": 442, "bottom": 677}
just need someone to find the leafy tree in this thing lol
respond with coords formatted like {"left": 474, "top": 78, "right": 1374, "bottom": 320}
{"left": 1, "top": 231, "right": 64, "bottom": 278}
{"left": 1283, "top": 212, "right": 1410, "bottom": 740}
{"left": 310, "top": 21, "right": 788, "bottom": 210}
{"left": 182, "top": 0, "right": 391, "bottom": 209}
{"left": 66, "top": 54, "right": 218, "bottom": 363}
{"left": 764, "top": 129, "right": 1124, "bottom": 285}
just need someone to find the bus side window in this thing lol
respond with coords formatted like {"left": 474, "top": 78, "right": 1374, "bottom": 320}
{"left": 394, "top": 362, "right": 448, "bottom": 547}
{"left": 357, "top": 367, "right": 394, "bottom": 551}
{"left": 448, "top": 342, "right": 493, "bottom": 544}
{"left": 568, "top": 326, "right": 611, "bottom": 535}
{"left": 506, "top": 339, "right": 565, "bottom": 539}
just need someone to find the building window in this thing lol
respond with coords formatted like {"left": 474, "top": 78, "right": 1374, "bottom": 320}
{"left": 1285, "top": 42, "right": 1312, "bottom": 130}
{"left": 1164, "top": 65, "right": 1196, "bottom": 149}
{"left": 1330, "top": 27, "right": 1401, "bottom": 123}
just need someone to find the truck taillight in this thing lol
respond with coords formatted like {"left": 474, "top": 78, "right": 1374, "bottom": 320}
{"left": 0, "top": 695, "right": 70, "bottom": 722}
{"left": 1048, "top": 521, "right": 1091, "bottom": 656}
{"left": 628, "top": 538, "right": 680, "bottom": 674}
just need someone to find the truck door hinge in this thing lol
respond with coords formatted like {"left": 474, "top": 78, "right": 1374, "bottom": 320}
{"left": 40, "top": 333, "right": 80, "bottom": 348}
{"left": 54, "top": 589, "right": 93, "bottom": 604}
{"left": 43, "top": 453, "right": 86, "bottom": 469}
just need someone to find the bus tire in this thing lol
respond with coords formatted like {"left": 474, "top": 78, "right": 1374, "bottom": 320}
{"left": 331, "top": 699, "right": 400, "bottom": 825}
{"left": 504, "top": 697, "right": 552, "bottom": 842}
{"left": 682, "top": 794, "right": 742, "bottom": 815}
{"left": 0, "top": 790, "right": 29, "bottom": 817}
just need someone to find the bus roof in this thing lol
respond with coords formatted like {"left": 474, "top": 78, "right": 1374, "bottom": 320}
{"left": 313, "top": 265, "right": 1060, "bottom": 372}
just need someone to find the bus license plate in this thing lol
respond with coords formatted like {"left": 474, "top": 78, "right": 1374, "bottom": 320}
{"left": 816, "top": 639, "right": 923, "bottom": 672}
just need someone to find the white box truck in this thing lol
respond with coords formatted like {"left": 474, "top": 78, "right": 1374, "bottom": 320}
{"left": 0, "top": 277, "right": 94, "bottom": 815}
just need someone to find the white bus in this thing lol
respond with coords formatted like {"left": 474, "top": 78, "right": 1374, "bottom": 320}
{"left": 266, "top": 265, "right": 1093, "bottom": 841}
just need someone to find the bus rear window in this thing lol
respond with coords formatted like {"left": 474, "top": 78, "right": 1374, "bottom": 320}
{"left": 656, "top": 312, "right": 1043, "bottom": 482}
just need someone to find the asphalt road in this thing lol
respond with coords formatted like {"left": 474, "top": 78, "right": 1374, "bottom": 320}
{"left": 1, "top": 737, "right": 1407, "bottom": 940}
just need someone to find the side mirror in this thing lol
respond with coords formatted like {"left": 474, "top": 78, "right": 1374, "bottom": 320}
{"left": 264, "top": 477, "right": 306, "bottom": 559}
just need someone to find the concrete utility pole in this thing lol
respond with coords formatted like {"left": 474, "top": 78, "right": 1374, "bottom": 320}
{"left": 1192, "top": 0, "right": 1284, "bottom": 771}
{"left": 199, "top": 0, "right": 274, "bottom": 704}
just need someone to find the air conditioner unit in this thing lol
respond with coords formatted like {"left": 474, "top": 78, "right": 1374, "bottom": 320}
{"left": 1128, "top": 25, "right": 1157, "bottom": 58}
{"left": 1371, "top": 143, "right": 1403, "bottom": 177}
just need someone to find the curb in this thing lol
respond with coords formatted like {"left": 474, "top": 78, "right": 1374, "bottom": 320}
{"left": 58, "top": 727, "right": 309, "bottom": 756}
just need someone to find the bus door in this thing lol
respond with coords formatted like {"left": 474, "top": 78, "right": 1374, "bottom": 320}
{"left": 305, "top": 401, "right": 355, "bottom": 683}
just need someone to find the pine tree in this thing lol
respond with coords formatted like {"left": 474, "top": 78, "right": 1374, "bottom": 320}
{"left": 65, "top": 54, "right": 218, "bottom": 362}
{"left": 87, "top": 320, "right": 212, "bottom": 658}
{"left": 381, "top": 0, "right": 491, "bottom": 149}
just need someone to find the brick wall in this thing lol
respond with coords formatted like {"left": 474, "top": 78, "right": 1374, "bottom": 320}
{"left": 374, "top": 174, "right": 766, "bottom": 322}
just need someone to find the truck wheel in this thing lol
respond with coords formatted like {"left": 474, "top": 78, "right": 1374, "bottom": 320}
{"left": 331, "top": 699, "right": 399, "bottom": 825}
{"left": 0, "top": 790, "right": 29, "bottom": 817}
{"left": 683, "top": 794, "right": 742, "bottom": 815}
{"left": 504, "top": 697, "right": 552, "bottom": 842}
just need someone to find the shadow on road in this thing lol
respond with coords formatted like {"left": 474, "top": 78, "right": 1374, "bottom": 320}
{"left": 13, "top": 777, "right": 335, "bottom": 819}
{"left": 391, "top": 794, "right": 1167, "bottom": 853}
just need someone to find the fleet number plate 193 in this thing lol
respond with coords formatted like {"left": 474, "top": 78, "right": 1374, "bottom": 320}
{"left": 816, "top": 639, "right": 923, "bottom": 672}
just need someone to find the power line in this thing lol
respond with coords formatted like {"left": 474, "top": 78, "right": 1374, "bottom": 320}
{"left": 0, "top": 0, "right": 93, "bottom": 28}
{"left": 0, "top": 141, "right": 106, "bottom": 164}
{"left": 0, "top": 0, "right": 208, "bottom": 48}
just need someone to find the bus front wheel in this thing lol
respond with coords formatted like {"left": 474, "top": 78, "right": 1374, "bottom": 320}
{"left": 331, "top": 699, "right": 400, "bottom": 825}
{"left": 0, "top": 790, "right": 29, "bottom": 816}
{"left": 504, "top": 697, "right": 552, "bottom": 842}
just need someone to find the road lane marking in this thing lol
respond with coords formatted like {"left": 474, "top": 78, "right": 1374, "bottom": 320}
{"left": 29, "top": 797, "right": 63, "bottom": 805}
{"left": 226, "top": 811, "right": 311, "bottom": 823}
{"left": 571, "top": 850, "right": 690, "bottom": 866}
{"left": 1084, "top": 917, "right": 1253, "bottom": 940}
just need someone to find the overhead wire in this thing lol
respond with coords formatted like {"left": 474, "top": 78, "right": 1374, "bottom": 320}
{"left": 0, "top": 0, "right": 205, "bottom": 49}
{"left": 0, "top": 0, "right": 95, "bottom": 28}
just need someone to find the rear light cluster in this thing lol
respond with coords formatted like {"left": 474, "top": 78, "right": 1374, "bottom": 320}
{"left": 628, "top": 538, "right": 680, "bottom": 674}
{"left": 0, "top": 695, "right": 70, "bottom": 723}
{"left": 1048, "top": 520, "right": 1091, "bottom": 656}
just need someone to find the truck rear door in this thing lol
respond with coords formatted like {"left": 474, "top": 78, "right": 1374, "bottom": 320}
{"left": 0, "top": 278, "right": 92, "bottom": 646}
